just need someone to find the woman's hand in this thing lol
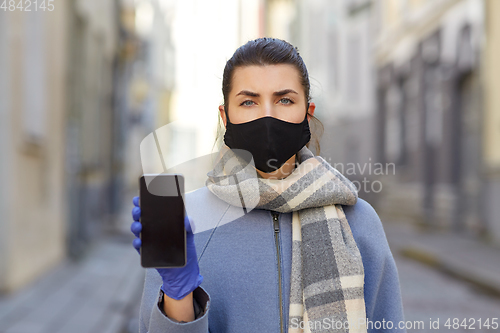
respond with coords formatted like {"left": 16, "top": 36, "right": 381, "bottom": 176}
{"left": 131, "top": 196, "right": 203, "bottom": 301}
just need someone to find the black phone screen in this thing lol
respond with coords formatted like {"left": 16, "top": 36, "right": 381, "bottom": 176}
{"left": 139, "top": 174, "right": 186, "bottom": 268}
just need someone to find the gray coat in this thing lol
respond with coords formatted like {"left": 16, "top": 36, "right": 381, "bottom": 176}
{"left": 139, "top": 186, "right": 406, "bottom": 333}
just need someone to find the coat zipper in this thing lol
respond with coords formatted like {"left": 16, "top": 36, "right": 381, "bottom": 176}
{"left": 272, "top": 211, "right": 284, "bottom": 333}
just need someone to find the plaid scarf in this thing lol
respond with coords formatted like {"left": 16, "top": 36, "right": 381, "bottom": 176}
{"left": 206, "top": 145, "right": 367, "bottom": 333}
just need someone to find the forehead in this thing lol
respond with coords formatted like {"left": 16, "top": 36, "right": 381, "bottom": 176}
{"left": 230, "top": 64, "right": 302, "bottom": 93}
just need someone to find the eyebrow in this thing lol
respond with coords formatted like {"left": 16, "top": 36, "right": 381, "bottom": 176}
{"left": 235, "top": 89, "right": 298, "bottom": 97}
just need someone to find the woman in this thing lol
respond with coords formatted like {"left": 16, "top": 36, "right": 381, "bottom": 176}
{"left": 131, "top": 38, "right": 406, "bottom": 333}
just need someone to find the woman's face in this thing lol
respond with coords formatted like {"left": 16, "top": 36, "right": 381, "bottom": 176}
{"left": 219, "top": 64, "right": 315, "bottom": 125}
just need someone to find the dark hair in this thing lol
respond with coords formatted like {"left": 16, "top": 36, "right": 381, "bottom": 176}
{"left": 216, "top": 37, "right": 323, "bottom": 154}
{"left": 222, "top": 37, "right": 311, "bottom": 108}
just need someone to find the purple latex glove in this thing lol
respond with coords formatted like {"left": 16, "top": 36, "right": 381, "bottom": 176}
{"left": 131, "top": 196, "right": 203, "bottom": 300}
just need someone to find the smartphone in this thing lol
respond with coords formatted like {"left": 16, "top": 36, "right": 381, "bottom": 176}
{"left": 139, "top": 174, "right": 186, "bottom": 268}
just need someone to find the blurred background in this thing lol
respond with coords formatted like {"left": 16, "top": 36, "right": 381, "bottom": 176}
{"left": 1, "top": 0, "right": 500, "bottom": 332}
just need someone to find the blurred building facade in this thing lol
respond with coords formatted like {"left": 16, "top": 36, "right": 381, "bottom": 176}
{"left": 482, "top": 0, "right": 500, "bottom": 243}
{"left": 120, "top": 0, "right": 177, "bottom": 200}
{"left": 0, "top": 2, "right": 71, "bottom": 293}
{"left": 373, "top": 0, "right": 500, "bottom": 244}
{"left": 0, "top": 0, "right": 136, "bottom": 294}
{"left": 65, "top": 0, "right": 122, "bottom": 258}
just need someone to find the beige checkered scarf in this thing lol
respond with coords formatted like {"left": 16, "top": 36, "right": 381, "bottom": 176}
{"left": 206, "top": 145, "right": 367, "bottom": 333}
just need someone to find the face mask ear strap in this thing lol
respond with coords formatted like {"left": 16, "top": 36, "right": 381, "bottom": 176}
{"left": 305, "top": 102, "right": 310, "bottom": 121}
{"left": 224, "top": 105, "right": 230, "bottom": 123}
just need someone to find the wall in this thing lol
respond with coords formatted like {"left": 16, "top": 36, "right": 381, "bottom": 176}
{"left": 483, "top": 0, "right": 500, "bottom": 243}
{"left": 0, "top": 3, "right": 68, "bottom": 293}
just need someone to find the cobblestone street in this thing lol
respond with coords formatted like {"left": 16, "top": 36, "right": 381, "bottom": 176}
{"left": 386, "top": 222, "right": 500, "bottom": 333}
{"left": 0, "top": 235, "right": 144, "bottom": 333}
{"left": 395, "top": 253, "right": 500, "bottom": 332}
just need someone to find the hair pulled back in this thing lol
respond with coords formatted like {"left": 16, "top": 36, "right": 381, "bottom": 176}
{"left": 222, "top": 37, "right": 310, "bottom": 108}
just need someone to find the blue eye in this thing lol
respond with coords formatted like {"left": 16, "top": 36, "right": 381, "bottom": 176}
{"left": 280, "top": 98, "right": 293, "bottom": 105}
{"left": 240, "top": 100, "right": 255, "bottom": 106}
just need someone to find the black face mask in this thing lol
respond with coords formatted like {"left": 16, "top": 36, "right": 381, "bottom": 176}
{"left": 223, "top": 104, "right": 311, "bottom": 173}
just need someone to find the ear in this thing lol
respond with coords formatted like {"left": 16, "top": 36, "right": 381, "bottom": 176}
{"left": 307, "top": 102, "right": 316, "bottom": 121}
{"left": 219, "top": 105, "right": 227, "bottom": 128}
